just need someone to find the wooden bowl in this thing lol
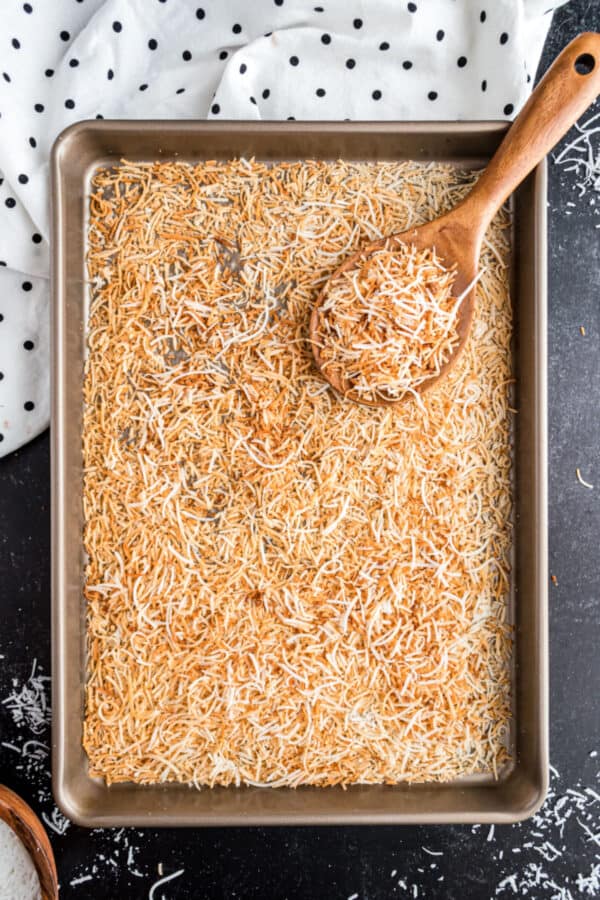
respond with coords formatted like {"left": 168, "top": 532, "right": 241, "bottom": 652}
{"left": 0, "top": 785, "right": 58, "bottom": 900}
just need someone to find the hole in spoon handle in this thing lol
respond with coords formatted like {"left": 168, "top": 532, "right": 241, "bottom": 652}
{"left": 574, "top": 53, "right": 596, "bottom": 76}
{"left": 459, "top": 32, "right": 600, "bottom": 235}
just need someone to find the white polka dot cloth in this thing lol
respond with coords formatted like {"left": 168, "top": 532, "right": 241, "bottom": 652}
{"left": 0, "top": 0, "right": 567, "bottom": 455}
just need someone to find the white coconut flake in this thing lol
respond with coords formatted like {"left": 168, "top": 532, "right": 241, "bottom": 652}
{"left": 148, "top": 869, "right": 185, "bottom": 900}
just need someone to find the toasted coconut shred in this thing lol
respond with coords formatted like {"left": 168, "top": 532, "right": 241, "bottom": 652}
{"left": 83, "top": 159, "right": 513, "bottom": 788}
{"left": 315, "top": 242, "right": 460, "bottom": 402}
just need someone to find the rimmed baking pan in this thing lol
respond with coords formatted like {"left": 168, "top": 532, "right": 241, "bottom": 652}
{"left": 51, "top": 121, "right": 547, "bottom": 827}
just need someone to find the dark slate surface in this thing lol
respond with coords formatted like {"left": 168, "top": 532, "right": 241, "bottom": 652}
{"left": 0, "top": 3, "right": 599, "bottom": 897}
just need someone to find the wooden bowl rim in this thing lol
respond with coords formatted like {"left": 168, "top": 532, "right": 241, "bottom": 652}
{"left": 0, "top": 785, "right": 58, "bottom": 900}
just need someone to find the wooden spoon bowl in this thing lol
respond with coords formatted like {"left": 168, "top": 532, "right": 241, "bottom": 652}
{"left": 0, "top": 785, "right": 58, "bottom": 900}
{"left": 311, "top": 32, "right": 600, "bottom": 406}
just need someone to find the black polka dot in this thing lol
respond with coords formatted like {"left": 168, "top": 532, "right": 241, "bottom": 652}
{"left": 436, "top": 29, "right": 445, "bottom": 41}
{"left": 219, "top": 50, "right": 228, "bottom": 60}
{"left": 65, "top": 98, "right": 75, "bottom": 109}
{"left": 69, "top": 58, "right": 79, "bottom": 67}
{"left": 346, "top": 58, "right": 356, "bottom": 69}
{"left": 481, "top": 79, "right": 487, "bottom": 92}
{"left": 45, "top": 68, "right": 54, "bottom": 77}
{"left": 107, "top": 69, "right": 114, "bottom": 80}
{"left": 112, "top": 20, "right": 122, "bottom": 32}
{"left": 211, "top": 103, "right": 220, "bottom": 114}
{"left": 289, "top": 55, "right": 299, "bottom": 66}
{"left": 24, "top": 340, "right": 34, "bottom": 350}
{"left": 34, "top": 103, "right": 44, "bottom": 112}
{"left": 24, "top": 401, "right": 35, "bottom": 411}
{"left": 29, "top": 137, "right": 36, "bottom": 148}
{"left": 0, "top": 373, "right": 3, "bottom": 381}
{"left": 504, "top": 103, "right": 514, "bottom": 116}
{"left": 379, "top": 41, "right": 389, "bottom": 51}
{"left": 480, "top": 10, "right": 487, "bottom": 22}
{"left": 407, "top": 2, "right": 417, "bottom": 11}
{"left": 457, "top": 56, "right": 467, "bottom": 67}
{"left": 176, "top": 88, "right": 185, "bottom": 95}
{"left": 249, "top": 96, "right": 256, "bottom": 105}
{"left": 321, "top": 33, "right": 331, "bottom": 44}
{"left": 526, "top": 73, "right": 531, "bottom": 83}
{"left": 5, "top": 198, "right": 16, "bottom": 209}
{"left": 274, "top": 0, "right": 284, "bottom": 5}
{"left": 60, "top": 30, "right": 70, "bottom": 41}
{"left": 262, "top": 88, "right": 270, "bottom": 99}
{"left": 232, "top": 23, "right": 242, "bottom": 34}
{"left": 182, "top": 50, "right": 192, "bottom": 61}
{"left": 403, "top": 60, "right": 413, "bottom": 70}
{"left": 32, "top": 233, "right": 42, "bottom": 244}
{"left": 18, "top": 174, "right": 29, "bottom": 185}
{"left": 500, "top": 32, "right": 509, "bottom": 45}
{"left": 353, "top": 18, "right": 363, "bottom": 28}
{"left": 22, "top": 281, "right": 32, "bottom": 292}
{"left": 139, "top": 84, "right": 148, "bottom": 91}
{"left": 0, "top": 435, "right": 4, "bottom": 443}
{"left": 12, "top": 38, "right": 21, "bottom": 50}
{"left": 240, "top": 63, "right": 247, "bottom": 73}
{"left": 23, "top": 3, "right": 33, "bottom": 12}
{"left": 428, "top": 91, "right": 438, "bottom": 100}
{"left": 96, "top": 114, "right": 104, "bottom": 119}
{"left": 286, "top": 116, "right": 295, "bottom": 120}
{"left": 0, "top": 314, "right": 3, "bottom": 322}
{"left": 314, "top": 5, "right": 324, "bottom": 10}
{"left": 2, "top": 73, "right": 11, "bottom": 83}
{"left": 372, "top": 90, "right": 382, "bottom": 100}
{"left": 316, "top": 88, "right": 326, "bottom": 97}
{"left": 148, "top": 38, "right": 158, "bottom": 50}
{"left": 0, "top": 261, "right": 5, "bottom": 266}
{"left": 196, "top": 7, "right": 205, "bottom": 19}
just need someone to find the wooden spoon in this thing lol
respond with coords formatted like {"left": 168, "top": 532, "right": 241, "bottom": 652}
{"left": 0, "top": 785, "right": 58, "bottom": 900}
{"left": 310, "top": 32, "right": 600, "bottom": 406}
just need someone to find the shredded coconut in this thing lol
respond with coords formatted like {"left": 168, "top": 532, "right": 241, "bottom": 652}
{"left": 554, "top": 110, "right": 600, "bottom": 202}
{"left": 0, "top": 820, "right": 41, "bottom": 900}
{"left": 314, "top": 242, "right": 460, "bottom": 402}
{"left": 83, "top": 158, "right": 513, "bottom": 787}
{"left": 3, "top": 660, "right": 50, "bottom": 735}
{"left": 148, "top": 869, "right": 185, "bottom": 900}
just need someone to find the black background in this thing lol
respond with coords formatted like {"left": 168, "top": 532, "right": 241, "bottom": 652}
{"left": 1, "top": 2, "right": 599, "bottom": 897}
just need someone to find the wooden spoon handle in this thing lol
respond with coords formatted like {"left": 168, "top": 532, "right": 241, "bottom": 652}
{"left": 459, "top": 32, "right": 600, "bottom": 234}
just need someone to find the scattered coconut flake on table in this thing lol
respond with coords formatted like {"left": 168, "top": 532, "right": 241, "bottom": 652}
{"left": 422, "top": 847, "right": 443, "bottom": 857}
{"left": 491, "top": 763, "right": 600, "bottom": 897}
{"left": 0, "top": 657, "right": 69, "bottom": 844}
{"left": 553, "top": 109, "right": 600, "bottom": 217}
{"left": 0, "top": 653, "right": 155, "bottom": 890}
{"left": 40, "top": 808, "right": 69, "bottom": 837}
{"left": 70, "top": 875, "right": 93, "bottom": 887}
{"left": 576, "top": 468, "right": 594, "bottom": 490}
{"left": 2, "top": 660, "right": 50, "bottom": 735}
{"left": 148, "top": 868, "right": 185, "bottom": 900}
{"left": 0, "top": 819, "right": 41, "bottom": 900}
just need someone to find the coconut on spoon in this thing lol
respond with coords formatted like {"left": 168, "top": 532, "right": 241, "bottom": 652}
{"left": 310, "top": 32, "right": 600, "bottom": 407}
